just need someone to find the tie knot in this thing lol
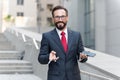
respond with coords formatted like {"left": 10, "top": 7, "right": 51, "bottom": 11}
{"left": 61, "top": 32, "right": 65, "bottom": 36}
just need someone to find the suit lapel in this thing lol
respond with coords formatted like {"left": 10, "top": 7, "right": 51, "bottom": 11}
{"left": 67, "top": 29, "right": 73, "bottom": 54}
{"left": 51, "top": 29, "right": 65, "bottom": 54}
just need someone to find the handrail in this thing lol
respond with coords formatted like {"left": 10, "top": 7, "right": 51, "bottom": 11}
{"left": 10, "top": 27, "right": 42, "bottom": 41}
{"left": 8, "top": 27, "right": 42, "bottom": 49}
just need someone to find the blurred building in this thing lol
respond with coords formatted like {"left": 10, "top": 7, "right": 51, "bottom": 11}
{"left": 36, "top": 0, "right": 61, "bottom": 27}
{"left": 63, "top": 0, "right": 120, "bottom": 57}
{"left": 0, "top": 0, "right": 2, "bottom": 32}
{"left": 0, "top": 0, "right": 62, "bottom": 32}
{"left": 0, "top": 0, "right": 37, "bottom": 32}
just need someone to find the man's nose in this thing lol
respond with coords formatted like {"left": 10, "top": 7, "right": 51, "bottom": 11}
{"left": 58, "top": 17, "right": 63, "bottom": 21}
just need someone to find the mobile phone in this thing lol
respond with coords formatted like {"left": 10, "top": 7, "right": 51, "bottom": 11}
{"left": 82, "top": 51, "right": 96, "bottom": 57}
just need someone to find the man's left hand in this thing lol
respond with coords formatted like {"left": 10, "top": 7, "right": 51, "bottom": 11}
{"left": 79, "top": 53, "right": 88, "bottom": 63}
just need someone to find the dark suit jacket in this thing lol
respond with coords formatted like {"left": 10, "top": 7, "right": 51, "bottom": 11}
{"left": 38, "top": 28, "right": 84, "bottom": 80}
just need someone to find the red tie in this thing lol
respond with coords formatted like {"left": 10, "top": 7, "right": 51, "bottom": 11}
{"left": 61, "top": 32, "right": 68, "bottom": 52}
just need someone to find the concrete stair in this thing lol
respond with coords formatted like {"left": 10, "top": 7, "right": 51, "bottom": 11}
{"left": 0, "top": 34, "right": 15, "bottom": 50}
{"left": 0, "top": 74, "right": 42, "bottom": 80}
{"left": 0, "top": 51, "right": 24, "bottom": 60}
{"left": 0, "top": 33, "right": 40, "bottom": 80}
{"left": 0, "top": 60, "right": 33, "bottom": 74}
{"left": 0, "top": 33, "right": 33, "bottom": 74}
{"left": 0, "top": 42, "right": 15, "bottom": 50}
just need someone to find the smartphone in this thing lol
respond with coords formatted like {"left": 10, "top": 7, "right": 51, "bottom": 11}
{"left": 82, "top": 51, "right": 96, "bottom": 57}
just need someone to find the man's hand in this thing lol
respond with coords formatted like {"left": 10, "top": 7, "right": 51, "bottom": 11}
{"left": 80, "top": 53, "right": 88, "bottom": 59}
{"left": 79, "top": 53, "right": 88, "bottom": 63}
{"left": 49, "top": 51, "right": 59, "bottom": 63}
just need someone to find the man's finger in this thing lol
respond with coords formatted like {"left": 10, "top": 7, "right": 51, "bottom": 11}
{"left": 51, "top": 51, "right": 56, "bottom": 55}
{"left": 56, "top": 57, "right": 59, "bottom": 60}
{"left": 80, "top": 53, "right": 87, "bottom": 59}
{"left": 54, "top": 57, "right": 59, "bottom": 62}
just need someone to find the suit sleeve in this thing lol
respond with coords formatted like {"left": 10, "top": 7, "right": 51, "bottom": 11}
{"left": 38, "top": 33, "right": 50, "bottom": 64}
{"left": 77, "top": 33, "right": 84, "bottom": 59}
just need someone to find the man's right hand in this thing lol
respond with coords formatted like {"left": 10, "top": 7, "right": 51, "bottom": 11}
{"left": 49, "top": 51, "right": 59, "bottom": 63}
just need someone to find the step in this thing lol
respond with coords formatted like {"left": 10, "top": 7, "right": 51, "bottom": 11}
{"left": 0, "top": 69, "right": 33, "bottom": 74}
{"left": 0, "top": 51, "right": 24, "bottom": 60}
{"left": 0, "top": 37, "right": 8, "bottom": 42}
{"left": 0, "top": 60, "right": 33, "bottom": 74}
{"left": 0, "top": 66, "right": 32, "bottom": 70}
{"left": 0, "top": 60, "right": 31, "bottom": 65}
{"left": 0, "top": 34, "right": 8, "bottom": 42}
{"left": 0, "top": 41, "right": 13, "bottom": 45}
{"left": 0, "top": 33, "right": 16, "bottom": 50}
{"left": 0, "top": 45, "right": 15, "bottom": 50}
{"left": 0, "top": 42, "right": 15, "bottom": 50}
{"left": 0, "top": 74, "right": 42, "bottom": 80}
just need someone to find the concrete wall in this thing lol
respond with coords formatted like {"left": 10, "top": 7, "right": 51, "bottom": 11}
{"left": 94, "top": 0, "right": 106, "bottom": 53}
{"left": 63, "top": 0, "right": 107, "bottom": 51}
{"left": 106, "top": 0, "right": 120, "bottom": 57}
{"left": 64, "top": 0, "right": 120, "bottom": 57}
{"left": 64, "top": 0, "right": 85, "bottom": 42}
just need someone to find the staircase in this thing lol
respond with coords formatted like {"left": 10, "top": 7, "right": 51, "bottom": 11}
{"left": 0, "top": 60, "right": 33, "bottom": 74}
{"left": 0, "top": 33, "right": 41, "bottom": 80}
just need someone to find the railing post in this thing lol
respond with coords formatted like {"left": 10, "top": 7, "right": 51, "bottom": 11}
{"left": 22, "top": 34, "right": 26, "bottom": 42}
{"left": 33, "top": 38, "right": 39, "bottom": 50}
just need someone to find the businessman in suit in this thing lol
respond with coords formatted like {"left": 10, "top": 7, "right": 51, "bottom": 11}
{"left": 38, "top": 5, "right": 88, "bottom": 80}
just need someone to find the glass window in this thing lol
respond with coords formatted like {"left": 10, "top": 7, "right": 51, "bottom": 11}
{"left": 47, "top": 4, "right": 53, "bottom": 11}
{"left": 47, "top": 17, "right": 53, "bottom": 26}
{"left": 17, "top": 12, "right": 24, "bottom": 16}
{"left": 17, "top": 0, "right": 24, "bottom": 5}
{"left": 84, "top": 0, "right": 95, "bottom": 49}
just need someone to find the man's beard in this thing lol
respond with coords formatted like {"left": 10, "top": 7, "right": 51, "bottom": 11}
{"left": 55, "top": 21, "right": 67, "bottom": 30}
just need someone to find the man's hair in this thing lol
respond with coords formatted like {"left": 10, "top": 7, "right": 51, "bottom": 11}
{"left": 52, "top": 5, "right": 68, "bottom": 17}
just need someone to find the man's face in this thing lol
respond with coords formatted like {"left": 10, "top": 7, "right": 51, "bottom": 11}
{"left": 53, "top": 9, "right": 68, "bottom": 30}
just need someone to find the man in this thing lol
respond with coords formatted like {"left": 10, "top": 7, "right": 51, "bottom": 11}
{"left": 38, "top": 5, "right": 88, "bottom": 80}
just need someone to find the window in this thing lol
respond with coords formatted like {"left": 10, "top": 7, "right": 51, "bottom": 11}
{"left": 17, "top": 0, "right": 24, "bottom": 5}
{"left": 84, "top": 0, "right": 95, "bottom": 49}
{"left": 17, "top": 12, "right": 24, "bottom": 16}
{"left": 47, "top": 4, "right": 53, "bottom": 11}
{"left": 47, "top": 17, "right": 53, "bottom": 26}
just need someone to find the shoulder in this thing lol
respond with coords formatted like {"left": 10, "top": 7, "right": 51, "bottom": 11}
{"left": 68, "top": 29, "right": 81, "bottom": 35}
{"left": 42, "top": 28, "right": 55, "bottom": 36}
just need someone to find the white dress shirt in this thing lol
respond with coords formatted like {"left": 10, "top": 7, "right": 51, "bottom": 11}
{"left": 56, "top": 28, "right": 68, "bottom": 43}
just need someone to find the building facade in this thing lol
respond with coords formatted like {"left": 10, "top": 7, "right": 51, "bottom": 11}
{"left": 36, "top": 0, "right": 61, "bottom": 27}
{"left": 0, "top": 0, "right": 2, "bottom": 32}
{"left": 0, "top": 0, "right": 61, "bottom": 32}
{"left": 0, "top": 0, "right": 37, "bottom": 32}
{"left": 63, "top": 0, "right": 120, "bottom": 57}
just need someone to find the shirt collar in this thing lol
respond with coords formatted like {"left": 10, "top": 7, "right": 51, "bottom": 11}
{"left": 56, "top": 28, "right": 67, "bottom": 35}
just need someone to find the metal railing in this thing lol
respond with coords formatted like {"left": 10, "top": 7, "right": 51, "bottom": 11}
{"left": 7, "top": 27, "right": 42, "bottom": 50}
